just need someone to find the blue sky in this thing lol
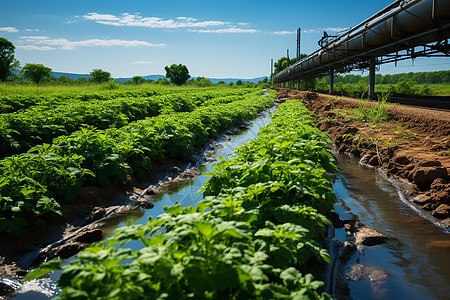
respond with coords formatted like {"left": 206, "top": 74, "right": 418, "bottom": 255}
{"left": 1, "top": 0, "right": 449, "bottom": 79}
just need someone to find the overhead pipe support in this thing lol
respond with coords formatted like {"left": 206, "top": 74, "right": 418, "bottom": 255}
{"left": 273, "top": 0, "right": 450, "bottom": 84}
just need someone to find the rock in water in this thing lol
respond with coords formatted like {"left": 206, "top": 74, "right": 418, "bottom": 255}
{"left": 55, "top": 243, "right": 84, "bottom": 259}
{"left": 355, "top": 226, "right": 387, "bottom": 246}
{"left": 73, "top": 229, "right": 103, "bottom": 244}
{"left": 346, "top": 264, "right": 389, "bottom": 283}
{"left": 0, "top": 276, "right": 21, "bottom": 296}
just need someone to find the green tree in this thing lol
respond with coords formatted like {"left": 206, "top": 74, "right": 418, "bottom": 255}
{"left": 75, "top": 77, "right": 89, "bottom": 84}
{"left": 217, "top": 80, "right": 226, "bottom": 85}
{"left": 273, "top": 57, "right": 289, "bottom": 74}
{"left": 0, "top": 37, "right": 19, "bottom": 82}
{"left": 236, "top": 80, "right": 243, "bottom": 86}
{"left": 273, "top": 55, "right": 305, "bottom": 74}
{"left": 21, "top": 63, "right": 52, "bottom": 84}
{"left": 244, "top": 81, "right": 256, "bottom": 88}
{"left": 193, "top": 76, "right": 212, "bottom": 87}
{"left": 57, "top": 75, "right": 75, "bottom": 85}
{"left": 155, "top": 78, "right": 170, "bottom": 85}
{"left": 396, "top": 78, "right": 416, "bottom": 94}
{"left": 90, "top": 69, "right": 111, "bottom": 84}
{"left": 164, "top": 64, "right": 190, "bottom": 85}
{"left": 257, "top": 77, "right": 271, "bottom": 88}
{"left": 130, "top": 76, "right": 146, "bottom": 84}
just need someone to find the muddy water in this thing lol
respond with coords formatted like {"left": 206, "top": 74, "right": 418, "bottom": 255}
{"left": 10, "top": 109, "right": 450, "bottom": 299}
{"left": 333, "top": 153, "right": 450, "bottom": 300}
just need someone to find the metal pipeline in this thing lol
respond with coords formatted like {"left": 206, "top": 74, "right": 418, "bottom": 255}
{"left": 273, "top": 0, "right": 450, "bottom": 82}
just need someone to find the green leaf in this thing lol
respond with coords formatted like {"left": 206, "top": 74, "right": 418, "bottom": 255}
{"left": 11, "top": 206, "right": 21, "bottom": 212}
{"left": 32, "top": 218, "right": 47, "bottom": 227}
{"left": 0, "top": 218, "right": 10, "bottom": 232}
{"left": 164, "top": 204, "right": 183, "bottom": 216}
{"left": 24, "top": 259, "right": 62, "bottom": 281}
{"left": 210, "top": 263, "right": 240, "bottom": 291}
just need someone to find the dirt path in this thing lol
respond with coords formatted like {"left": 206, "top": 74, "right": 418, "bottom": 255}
{"left": 273, "top": 88, "right": 450, "bottom": 228}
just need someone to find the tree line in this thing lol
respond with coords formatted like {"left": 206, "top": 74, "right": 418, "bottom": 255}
{"left": 273, "top": 56, "right": 450, "bottom": 85}
{"left": 333, "top": 71, "right": 450, "bottom": 85}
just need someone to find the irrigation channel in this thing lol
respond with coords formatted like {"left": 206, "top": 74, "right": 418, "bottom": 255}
{"left": 8, "top": 106, "right": 450, "bottom": 300}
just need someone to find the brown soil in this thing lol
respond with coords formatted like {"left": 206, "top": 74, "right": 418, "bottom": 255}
{"left": 273, "top": 87, "right": 450, "bottom": 227}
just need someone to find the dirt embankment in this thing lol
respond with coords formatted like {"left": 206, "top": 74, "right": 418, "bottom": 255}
{"left": 273, "top": 88, "right": 450, "bottom": 227}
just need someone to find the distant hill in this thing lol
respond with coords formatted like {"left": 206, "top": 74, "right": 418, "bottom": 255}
{"left": 207, "top": 76, "right": 268, "bottom": 84}
{"left": 115, "top": 75, "right": 165, "bottom": 83}
{"left": 52, "top": 72, "right": 91, "bottom": 80}
{"left": 52, "top": 72, "right": 268, "bottom": 84}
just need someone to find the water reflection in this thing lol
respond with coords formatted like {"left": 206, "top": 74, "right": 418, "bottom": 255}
{"left": 333, "top": 153, "right": 450, "bottom": 300}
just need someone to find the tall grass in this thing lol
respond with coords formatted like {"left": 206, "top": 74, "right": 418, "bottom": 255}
{"left": 349, "top": 93, "right": 390, "bottom": 123}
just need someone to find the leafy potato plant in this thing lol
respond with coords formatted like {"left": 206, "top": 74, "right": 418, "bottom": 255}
{"left": 27, "top": 100, "right": 336, "bottom": 299}
{"left": 0, "top": 86, "right": 255, "bottom": 114}
{"left": 0, "top": 90, "right": 275, "bottom": 236}
{"left": 0, "top": 89, "right": 261, "bottom": 158}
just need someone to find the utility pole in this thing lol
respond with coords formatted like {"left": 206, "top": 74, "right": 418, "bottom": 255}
{"left": 270, "top": 58, "right": 273, "bottom": 77}
{"left": 369, "top": 57, "right": 376, "bottom": 99}
{"left": 329, "top": 70, "right": 334, "bottom": 95}
{"left": 296, "top": 28, "right": 301, "bottom": 62}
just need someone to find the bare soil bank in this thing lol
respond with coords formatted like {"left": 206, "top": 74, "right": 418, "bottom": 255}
{"left": 273, "top": 88, "right": 450, "bottom": 228}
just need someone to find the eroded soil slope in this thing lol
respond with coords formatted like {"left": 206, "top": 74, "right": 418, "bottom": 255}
{"left": 274, "top": 88, "right": 450, "bottom": 227}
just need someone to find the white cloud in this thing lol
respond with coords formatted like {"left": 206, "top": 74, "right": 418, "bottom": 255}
{"left": 303, "top": 27, "right": 348, "bottom": 34}
{"left": 66, "top": 16, "right": 80, "bottom": 24}
{"left": 61, "top": 45, "right": 76, "bottom": 50}
{"left": 83, "top": 12, "right": 228, "bottom": 29}
{"left": 0, "top": 27, "right": 18, "bottom": 33}
{"left": 20, "top": 35, "right": 50, "bottom": 40}
{"left": 16, "top": 45, "right": 55, "bottom": 51}
{"left": 134, "top": 61, "right": 153, "bottom": 64}
{"left": 18, "top": 36, "right": 165, "bottom": 50}
{"left": 189, "top": 28, "right": 258, "bottom": 33}
{"left": 26, "top": 29, "right": 40, "bottom": 32}
{"left": 238, "top": 22, "right": 249, "bottom": 26}
{"left": 83, "top": 13, "right": 120, "bottom": 21}
{"left": 273, "top": 31, "right": 295, "bottom": 35}
{"left": 177, "top": 17, "right": 197, "bottom": 22}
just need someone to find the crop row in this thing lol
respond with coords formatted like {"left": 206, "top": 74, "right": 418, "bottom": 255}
{"left": 0, "top": 91, "right": 276, "bottom": 237}
{"left": 0, "top": 87, "right": 254, "bottom": 114}
{"left": 30, "top": 100, "right": 337, "bottom": 299}
{"left": 0, "top": 88, "right": 164, "bottom": 114}
{"left": 0, "top": 88, "right": 262, "bottom": 158}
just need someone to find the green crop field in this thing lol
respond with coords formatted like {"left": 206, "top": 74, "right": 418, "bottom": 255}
{"left": 27, "top": 100, "right": 336, "bottom": 299}
{"left": 0, "top": 86, "right": 276, "bottom": 237}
